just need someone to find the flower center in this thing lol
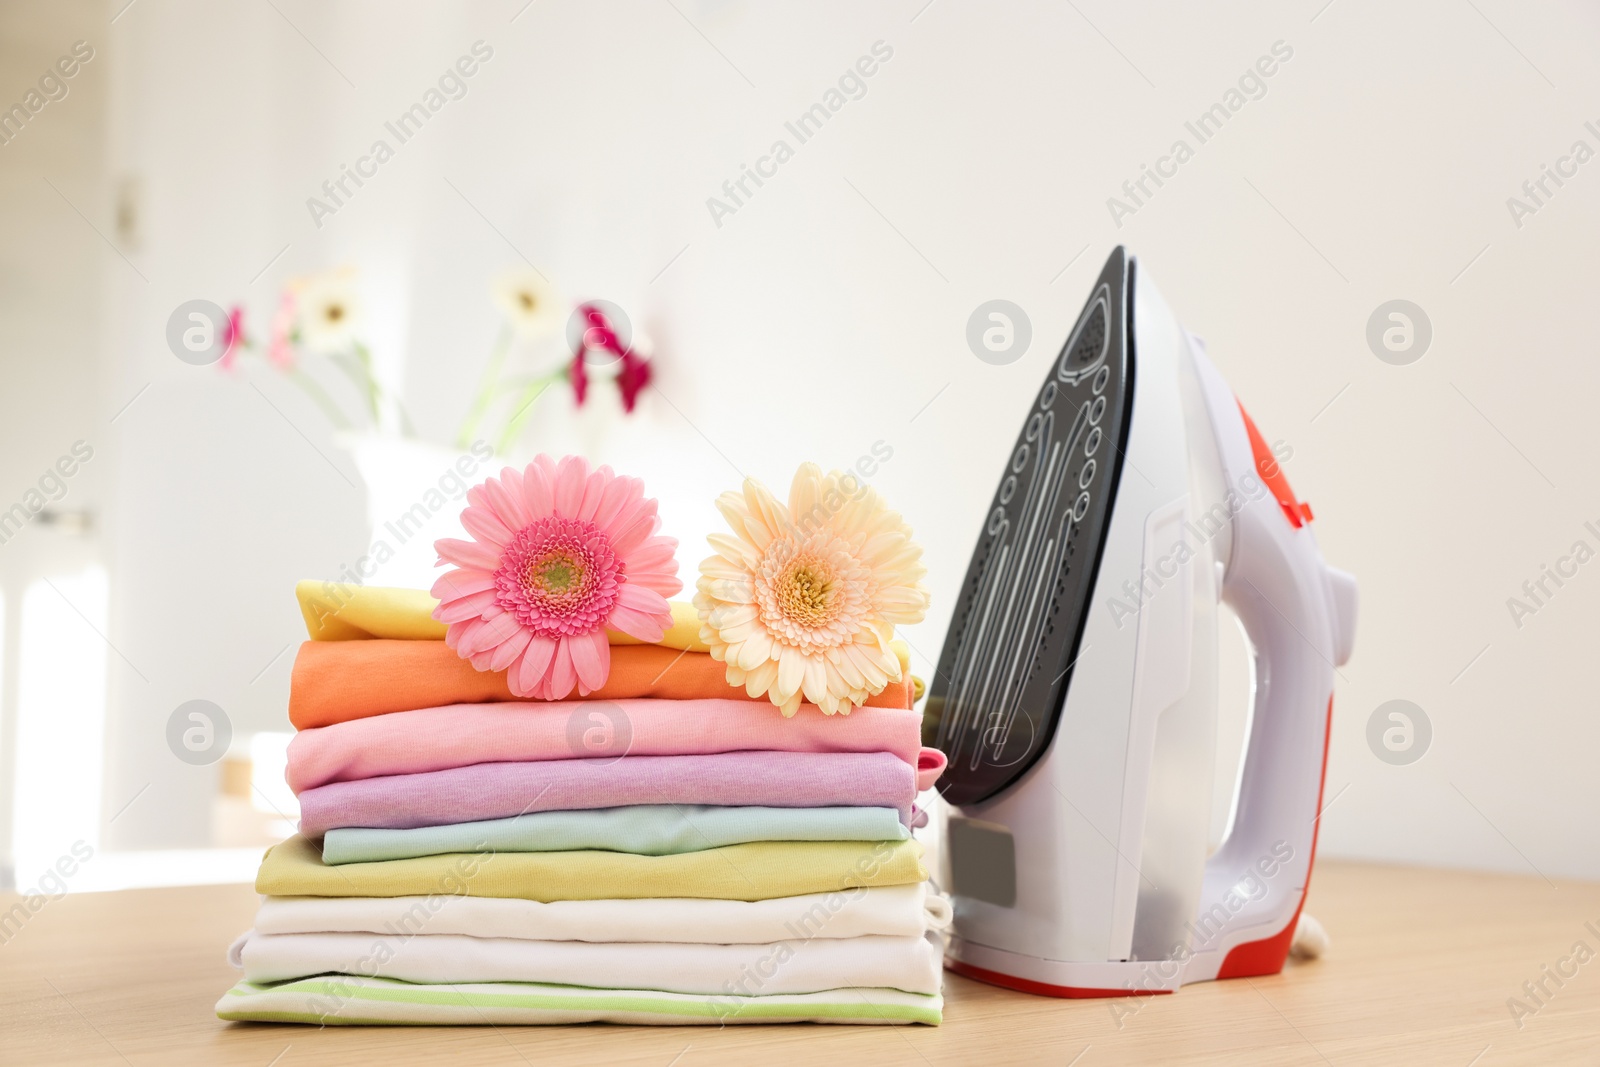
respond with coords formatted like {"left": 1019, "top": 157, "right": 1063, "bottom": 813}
{"left": 753, "top": 535, "right": 872, "bottom": 654}
{"left": 494, "top": 516, "right": 622, "bottom": 637}
{"left": 778, "top": 560, "right": 833, "bottom": 627}
{"left": 530, "top": 555, "right": 576, "bottom": 592}
{"left": 517, "top": 291, "right": 537, "bottom": 312}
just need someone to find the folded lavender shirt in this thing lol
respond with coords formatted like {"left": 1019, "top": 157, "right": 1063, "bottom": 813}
{"left": 298, "top": 751, "right": 916, "bottom": 837}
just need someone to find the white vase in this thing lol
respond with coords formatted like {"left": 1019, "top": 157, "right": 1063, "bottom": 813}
{"left": 336, "top": 379, "right": 657, "bottom": 593}
{"left": 336, "top": 432, "right": 502, "bottom": 591}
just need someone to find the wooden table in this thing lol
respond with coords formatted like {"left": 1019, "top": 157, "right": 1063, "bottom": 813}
{"left": 1, "top": 861, "right": 1593, "bottom": 1065}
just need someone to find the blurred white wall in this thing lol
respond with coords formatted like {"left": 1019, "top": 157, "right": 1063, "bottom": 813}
{"left": 1, "top": 0, "right": 1597, "bottom": 881}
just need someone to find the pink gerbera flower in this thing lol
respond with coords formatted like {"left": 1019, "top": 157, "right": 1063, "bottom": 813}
{"left": 431, "top": 455, "right": 681, "bottom": 700}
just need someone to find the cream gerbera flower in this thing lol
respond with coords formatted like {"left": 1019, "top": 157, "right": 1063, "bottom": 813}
{"left": 695, "top": 463, "right": 929, "bottom": 716}
{"left": 295, "top": 269, "right": 362, "bottom": 354}
{"left": 490, "top": 267, "right": 562, "bottom": 341}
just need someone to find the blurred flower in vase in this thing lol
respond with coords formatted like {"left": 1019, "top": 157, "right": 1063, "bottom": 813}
{"left": 217, "top": 305, "right": 246, "bottom": 372}
{"left": 569, "top": 302, "right": 653, "bottom": 414}
{"left": 212, "top": 267, "right": 401, "bottom": 436}
{"left": 295, "top": 269, "right": 363, "bottom": 354}
{"left": 615, "top": 349, "right": 652, "bottom": 413}
{"left": 462, "top": 270, "right": 657, "bottom": 455}
{"left": 266, "top": 290, "right": 298, "bottom": 369}
{"left": 491, "top": 268, "right": 562, "bottom": 341}
{"left": 289, "top": 268, "right": 396, "bottom": 428}
{"left": 459, "top": 269, "right": 567, "bottom": 450}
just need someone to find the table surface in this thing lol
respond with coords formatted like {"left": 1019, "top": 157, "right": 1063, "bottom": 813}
{"left": 1, "top": 860, "right": 1592, "bottom": 1066}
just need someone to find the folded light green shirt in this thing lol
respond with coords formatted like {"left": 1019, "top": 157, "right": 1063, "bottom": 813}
{"left": 321, "top": 804, "right": 910, "bottom": 864}
{"left": 258, "top": 835, "right": 925, "bottom": 902}
{"left": 216, "top": 976, "right": 942, "bottom": 1026}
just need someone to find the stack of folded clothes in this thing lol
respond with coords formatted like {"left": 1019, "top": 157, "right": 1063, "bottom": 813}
{"left": 219, "top": 569, "right": 950, "bottom": 1022}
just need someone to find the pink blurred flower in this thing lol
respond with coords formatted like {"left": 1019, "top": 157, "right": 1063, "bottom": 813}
{"left": 218, "top": 306, "right": 245, "bottom": 371}
{"left": 616, "top": 351, "right": 651, "bottom": 413}
{"left": 568, "top": 302, "right": 651, "bottom": 413}
{"left": 268, "top": 291, "right": 297, "bottom": 369}
{"left": 431, "top": 455, "right": 681, "bottom": 700}
{"left": 569, "top": 346, "right": 589, "bottom": 407}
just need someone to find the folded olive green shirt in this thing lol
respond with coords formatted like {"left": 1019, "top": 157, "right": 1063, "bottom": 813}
{"left": 256, "top": 835, "right": 926, "bottom": 902}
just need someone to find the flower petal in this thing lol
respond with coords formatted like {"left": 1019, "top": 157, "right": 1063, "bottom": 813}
{"left": 552, "top": 455, "right": 588, "bottom": 518}
{"left": 743, "top": 658, "right": 779, "bottom": 700}
{"left": 435, "top": 537, "right": 503, "bottom": 572}
{"left": 546, "top": 639, "right": 578, "bottom": 700}
{"left": 776, "top": 645, "right": 805, "bottom": 704}
{"left": 699, "top": 576, "right": 754, "bottom": 604}
{"left": 444, "top": 619, "right": 475, "bottom": 651}
{"left": 714, "top": 619, "right": 758, "bottom": 643}
{"left": 484, "top": 471, "right": 532, "bottom": 531}
{"left": 433, "top": 588, "right": 499, "bottom": 623}
{"left": 521, "top": 460, "right": 554, "bottom": 520}
{"left": 628, "top": 536, "right": 676, "bottom": 564}
{"left": 457, "top": 611, "right": 522, "bottom": 657}
{"left": 736, "top": 484, "right": 776, "bottom": 547}
{"left": 431, "top": 568, "right": 495, "bottom": 602}
{"left": 800, "top": 655, "right": 829, "bottom": 705}
{"left": 704, "top": 534, "right": 759, "bottom": 571}
{"left": 606, "top": 603, "right": 667, "bottom": 642}
{"left": 830, "top": 646, "right": 867, "bottom": 690}
{"left": 787, "top": 463, "right": 825, "bottom": 527}
{"left": 608, "top": 500, "right": 661, "bottom": 557}
{"left": 576, "top": 464, "right": 612, "bottom": 522}
{"left": 714, "top": 491, "right": 768, "bottom": 552}
{"left": 486, "top": 628, "right": 532, "bottom": 672}
{"left": 617, "top": 582, "right": 671, "bottom": 620}
{"left": 757, "top": 482, "right": 797, "bottom": 541}
{"left": 597, "top": 476, "right": 645, "bottom": 541}
{"left": 859, "top": 531, "right": 909, "bottom": 567}
{"left": 735, "top": 629, "right": 773, "bottom": 671}
{"left": 568, "top": 628, "right": 610, "bottom": 692}
{"left": 514, "top": 634, "right": 558, "bottom": 696}
{"left": 460, "top": 505, "right": 514, "bottom": 548}
{"left": 708, "top": 602, "right": 758, "bottom": 630}
{"left": 626, "top": 537, "right": 682, "bottom": 597}
{"left": 846, "top": 643, "right": 890, "bottom": 690}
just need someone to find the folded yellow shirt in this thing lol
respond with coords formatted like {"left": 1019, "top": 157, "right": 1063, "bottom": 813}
{"left": 257, "top": 835, "right": 926, "bottom": 903}
{"left": 295, "top": 581, "right": 707, "bottom": 647}
{"left": 292, "top": 581, "right": 921, "bottom": 698}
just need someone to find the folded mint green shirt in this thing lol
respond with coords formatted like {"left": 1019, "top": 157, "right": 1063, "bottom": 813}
{"left": 320, "top": 804, "right": 910, "bottom": 865}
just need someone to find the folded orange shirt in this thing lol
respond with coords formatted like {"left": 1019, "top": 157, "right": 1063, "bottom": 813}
{"left": 289, "top": 641, "right": 914, "bottom": 730}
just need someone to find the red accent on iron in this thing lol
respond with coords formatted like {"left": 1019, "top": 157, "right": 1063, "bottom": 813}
{"left": 1235, "top": 399, "right": 1303, "bottom": 529}
{"left": 947, "top": 958, "right": 1175, "bottom": 1000}
{"left": 1215, "top": 693, "right": 1335, "bottom": 979}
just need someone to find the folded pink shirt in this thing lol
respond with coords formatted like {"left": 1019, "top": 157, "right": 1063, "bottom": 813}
{"left": 286, "top": 700, "right": 926, "bottom": 794}
{"left": 297, "top": 751, "right": 917, "bottom": 838}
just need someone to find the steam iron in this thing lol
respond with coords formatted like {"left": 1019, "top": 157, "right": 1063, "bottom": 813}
{"left": 924, "top": 246, "right": 1356, "bottom": 997}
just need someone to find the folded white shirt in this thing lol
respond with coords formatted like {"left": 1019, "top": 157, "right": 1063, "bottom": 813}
{"left": 250, "top": 882, "right": 951, "bottom": 944}
{"left": 236, "top": 930, "right": 944, "bottom": 996}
